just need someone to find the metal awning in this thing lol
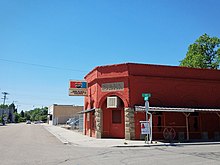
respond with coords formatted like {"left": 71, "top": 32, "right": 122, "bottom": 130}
{"left": 78, "top": 108, "right": 95, "bottom": 114}
{"left": 194, "top": 108, "right": 220, "bottom": 112}
{"left": 135, "top": 106, "right": 220, "bottom": 113}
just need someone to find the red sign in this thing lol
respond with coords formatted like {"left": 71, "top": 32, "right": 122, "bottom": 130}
{"left": 70, "top": 81, "right": 87, "bottom": 89}
{"left": 69, "top": 80, "right": 88, "bottom": 96}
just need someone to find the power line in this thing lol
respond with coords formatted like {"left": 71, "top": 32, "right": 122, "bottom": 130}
{"left": 0, "top": 58, "right": 88, "bottom": 73}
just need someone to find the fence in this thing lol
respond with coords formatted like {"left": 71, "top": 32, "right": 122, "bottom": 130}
{"left": 53, "top": 114, "right": 84, "bottom": 132}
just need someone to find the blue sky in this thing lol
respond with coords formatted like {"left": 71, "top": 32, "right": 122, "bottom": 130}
{"left": 0, "top": 0, "right": 220, "bottom": 111}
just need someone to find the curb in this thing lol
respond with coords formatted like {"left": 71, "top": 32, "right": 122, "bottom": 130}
{"left": 114, "top": 142, "right": 220, "bottom": 148}
{"left": 44, "top": 125, "right": 69, "bottom": 144}
{"left": 114, "top": 144, "right": 162, "bottom": 148}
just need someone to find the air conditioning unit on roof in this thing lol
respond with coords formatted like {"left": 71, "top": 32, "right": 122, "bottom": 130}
{"left": 107, "top": 96, "right": 120, "bottom": 108}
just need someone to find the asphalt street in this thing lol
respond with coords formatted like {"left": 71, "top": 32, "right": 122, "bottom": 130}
{"left": 1, "top": 123, "right": 220, "bottom": 165}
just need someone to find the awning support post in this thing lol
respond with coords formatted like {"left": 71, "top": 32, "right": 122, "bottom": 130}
{"left": 216, "top": 113, "right": 220, "bottom": 132}
{"left": 183, "top": 113, "right": 190, "bottom": 141}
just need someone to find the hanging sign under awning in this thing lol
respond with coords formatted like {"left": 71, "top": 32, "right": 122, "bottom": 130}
{"left": 69, "top": 80, "right": 88, "bottom": 96}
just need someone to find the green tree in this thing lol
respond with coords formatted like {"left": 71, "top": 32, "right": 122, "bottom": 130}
{"left": 28, "top": 107, "right": 48, "bottom": 122}
{"left": 30, "top": 113, "right": 36, "bottom": 121}
{"left": 14, "top": 112, "right": 20, "bottom": 123}
{"left": 9, "top": 103, "right": 15, "bottom": 111}
{"left": 180, "top": 33, "right": 220, "bottom": 69}
{"left": 18, "top": 117, "right": 26, "bottom": 123}
{"left": 24, "top": 111, "right": 31, "bottom": 120}
{"left": 20, "top": 110, "right": 24, "bottom": 118}
{"left": 0, "top": 104, "right": 8, "bottom": 109}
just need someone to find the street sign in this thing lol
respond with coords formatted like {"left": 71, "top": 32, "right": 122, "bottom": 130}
{"left": 141, "top": 93, "right": 152, "bottom": 143}
{"left": 140, "top": 121, "right": 150, "bottom": 134}
{"left": 142, "top": 93, "right": 151, "bottom": 101}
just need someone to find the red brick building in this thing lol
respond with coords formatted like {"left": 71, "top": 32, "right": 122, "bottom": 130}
{"left": 83, "top": 63, "right": 220, "bottom": 141}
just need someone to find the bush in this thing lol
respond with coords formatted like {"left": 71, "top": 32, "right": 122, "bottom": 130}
{"left": 18, "top": 117, "right": 26, "bottom": 123}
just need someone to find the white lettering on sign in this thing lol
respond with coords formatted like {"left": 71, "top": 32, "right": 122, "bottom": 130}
{"left": 69, "top": 89, "right": 88, "bottom": 96}
{"left": 101, "top": 82, "right": 124, "bottom": 92}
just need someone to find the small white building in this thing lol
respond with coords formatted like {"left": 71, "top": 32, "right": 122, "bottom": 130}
{"left": 48, "top": 104, "right": 83, "bottom": 125}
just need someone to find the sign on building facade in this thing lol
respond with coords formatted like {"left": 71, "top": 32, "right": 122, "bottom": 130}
{"left": 69, "top": 80, "right": 88, "bottom": 96}
{"left": 101, "top": 82, "right": 124, "bottom": 92}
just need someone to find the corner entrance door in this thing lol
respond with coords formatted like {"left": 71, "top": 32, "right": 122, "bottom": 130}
{"left": 109, "top": 108, "right": 125, "bottom": 138}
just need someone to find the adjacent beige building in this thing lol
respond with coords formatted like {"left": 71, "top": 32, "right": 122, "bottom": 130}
{"left": 48, "top": 104, "right": 83, "bottom": 125}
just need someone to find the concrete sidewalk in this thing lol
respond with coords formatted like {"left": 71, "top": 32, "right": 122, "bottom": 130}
{"left": 44, "top": 124, "right": 220, "bottom": 148}
{"left": 43, "top": 124, "right": 163, "bottom": 148}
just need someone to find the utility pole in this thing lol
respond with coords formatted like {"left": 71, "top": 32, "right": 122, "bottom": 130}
{"left": 1, "top": 92, "right": 9, "bottom": 125}
{"left": 2, "top": 92, "right": 9, "bottom": 105}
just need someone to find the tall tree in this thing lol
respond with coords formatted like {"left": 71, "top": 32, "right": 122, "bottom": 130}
{"left": 24, "top": 111, "right": 31, "bottom": 120}
{"left": 14, "top": 112, "right": 20, "bottom": 123}
{"left": 180, "top": 34, "right": 220, "bottom": 69}
{"left": 9, "top": 103, "right": 15, "bottom": 111}
{"left": 20, "top": 110, "right": 24, "bottom": 118}
{"left": 9, "top": 103, "right": 16, "bottom": 114}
